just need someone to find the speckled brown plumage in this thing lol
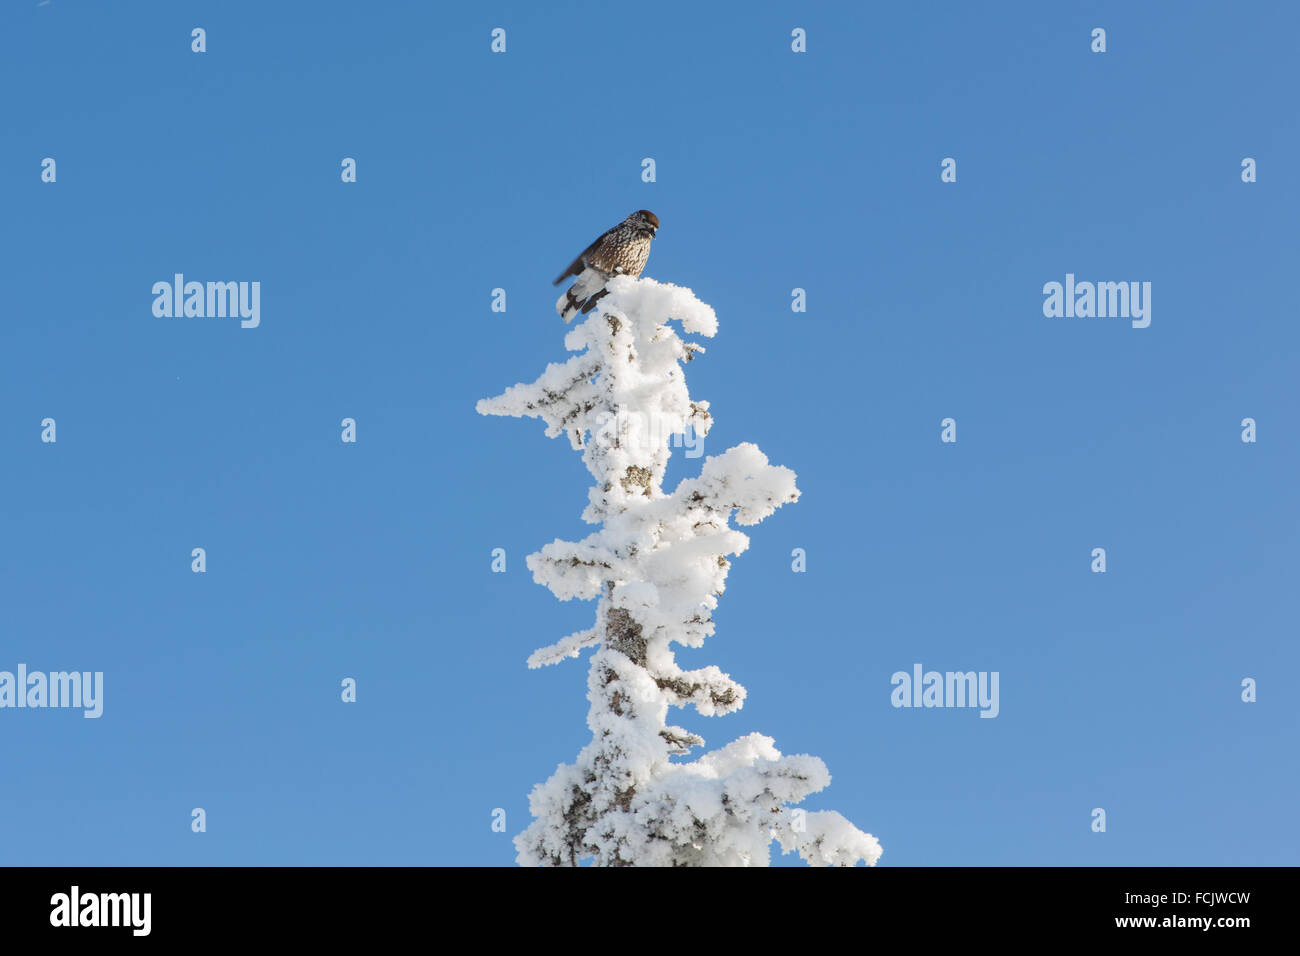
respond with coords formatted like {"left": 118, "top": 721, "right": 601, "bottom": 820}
{"left": 554, "top": 210, "right": 659, "bottom": 322}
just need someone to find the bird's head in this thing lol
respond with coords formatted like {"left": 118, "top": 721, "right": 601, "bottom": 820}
{"left": 631, "top": 209, "right": 659, "bottom": 238}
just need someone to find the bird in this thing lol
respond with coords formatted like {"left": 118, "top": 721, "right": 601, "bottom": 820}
{"left": 553, "top": 210, "right": 659, "bottom": 322}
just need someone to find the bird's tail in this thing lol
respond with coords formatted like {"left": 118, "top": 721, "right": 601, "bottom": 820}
{"left": 556, "top": 288, "right": 583, "bottom": 323}
{"left": 556, "top": 268, "right": 606, "bottom": 322}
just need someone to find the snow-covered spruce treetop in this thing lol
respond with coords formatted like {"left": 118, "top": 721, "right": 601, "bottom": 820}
{"left": 477, "top": 276, "right": 881, "bottom": 867}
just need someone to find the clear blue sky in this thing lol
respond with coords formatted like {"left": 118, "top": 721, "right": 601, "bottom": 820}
{"left": 1, "top": 0, "right": 1295, "bottom": 866}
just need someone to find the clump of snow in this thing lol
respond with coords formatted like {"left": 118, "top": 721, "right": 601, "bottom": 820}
{"left": 479, "top": 277, "right": 881, "bottom": 867}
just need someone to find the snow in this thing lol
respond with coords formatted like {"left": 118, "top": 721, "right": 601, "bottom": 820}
{"left": 478, "top": 277, "right": 881, "bottom": 867}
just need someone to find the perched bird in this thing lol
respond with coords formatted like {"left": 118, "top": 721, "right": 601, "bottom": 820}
{"left": 554, "top": 210, "right": 659, "bottom": 322}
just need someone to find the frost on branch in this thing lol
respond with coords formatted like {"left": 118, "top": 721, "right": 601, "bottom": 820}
{"left": 477, "top": 276, "right": 881, "bottom": 867}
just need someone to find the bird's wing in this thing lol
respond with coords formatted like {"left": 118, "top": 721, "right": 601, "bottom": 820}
{"left": 552, "top": 231, "right": 607, "bottom": 286}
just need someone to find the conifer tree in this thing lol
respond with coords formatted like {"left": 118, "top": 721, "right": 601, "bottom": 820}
{"left": 478, "top": 276, "right": 881, "bottom": 867}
